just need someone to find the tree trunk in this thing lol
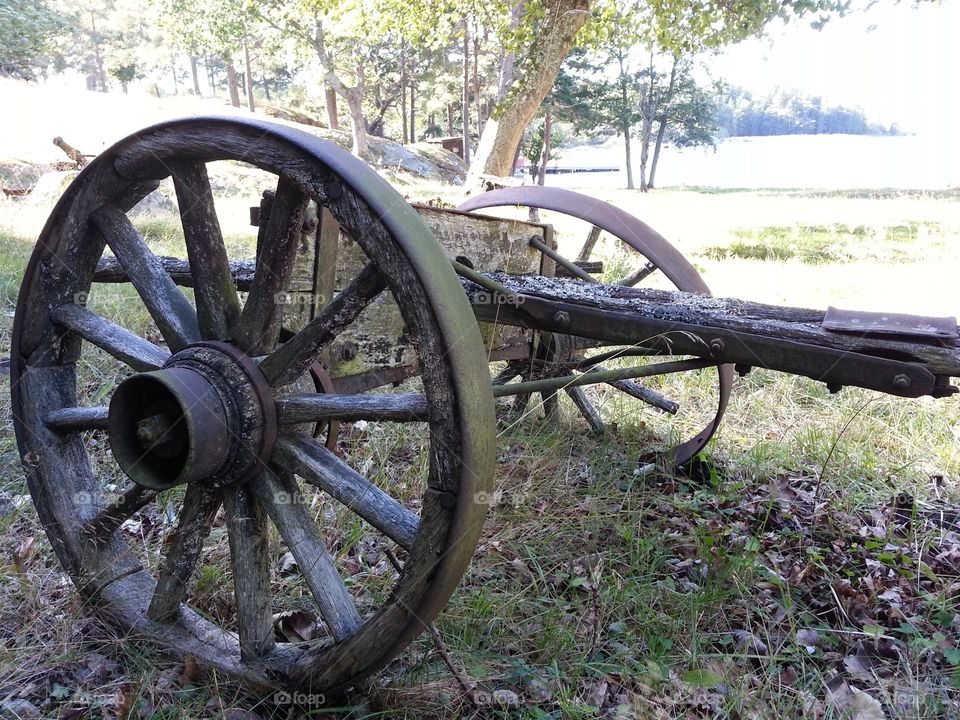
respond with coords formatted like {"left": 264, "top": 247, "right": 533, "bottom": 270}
{"left": 243, "top": 39, "right": 256, "bottom": 111}
{"left": 263, "top": 78, "right": 271, "bottom": 101}
{"left": 647, "top": 56, "right": 678, "bottom": 190}
{"left": 190, "top": 57, "right": 201, "bottom": 95}
{"left": 410, "top": 80, "right": 416, "bottom": 142}
{"left": 473, "top": 33, "right": 482, "bottom": 136}
{"left": 497, "top": 2, "right": 522, "bottom": 100}
{"left": 462, "top": 17, "right": 471, "bottom": 164}
{"left": 171, "top": 61, "right": 179, "bottom": 95}
{"left": 121, "top": 82, "right": 128, "bottom": 95}
{"left": 325, "top": 85, "right": 339, "bottom": 129}
{"left": 624, "top": 123, "right": 635, "bottom": 190}
{"left": 206, "top": 57, "right": 216, "bottom": 95}
{"left": 400, "top": 45, "right": 408, "bottom": 143}
{"left": 447, "top": 103, "right": 454, "bottom": 136}
{"left": 638, "top": 50, "right": 655, "bottom": 192}
{"left": 538, "top": 105, "right": 552, "bottom": 186}
{"left": 648, "top": 118, "right": 667, "bottom": 190}
{"left": 469, "top": 0, "right": 589, "bottom": 178}
{"left": 225, "top": 62, "right": 241, "bottom": 107}
{"left": 344, "top": 87, "right": 369, "bottom": 157}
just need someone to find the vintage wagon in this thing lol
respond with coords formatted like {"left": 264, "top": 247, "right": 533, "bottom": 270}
{"left": 11, "top": 117, "right": 959, "bottom": 696}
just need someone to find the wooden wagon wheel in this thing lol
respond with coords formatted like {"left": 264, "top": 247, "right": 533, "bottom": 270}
{"left": 458, "top": 186, "right": 733, "bottom": 466}
{"left": 11, "top": 116, "right": 495, "bottom": 694}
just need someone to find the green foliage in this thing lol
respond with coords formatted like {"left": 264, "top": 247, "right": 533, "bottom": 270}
{"left": 717, "top": 87, "right": 893, "bottom": 137}
{"left": 0, "top": 0, "right": 67, "bottom": 80}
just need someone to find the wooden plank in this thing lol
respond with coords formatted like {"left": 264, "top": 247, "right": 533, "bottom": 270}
{"left": 273, "top": 436, "right": 419, "bottom": 550}
{"left": 52, "top": 303, "right": 170, "bottom": 371}
{"left": 223, "top": 485, "right": 275, "bottom": 660}
{"left": 171, "top": 162, "right": 241, "bottom": 340}
{"left": 92, "top": 206, "right": 200, "bottom": 351}
{"left": 276, "top": 393, "right": 429, "bottom": 424}
{"left": 252, "top": 471, "right": 362, "bottom": 641}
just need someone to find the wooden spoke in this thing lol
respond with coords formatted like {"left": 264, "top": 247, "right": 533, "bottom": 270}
{"left": 606, "top": 378, "right": 679, "bottom": 414}
{"left": 618, "top": 261, "right": 657, "bottom": 287}
{"left": 272, "top": 436, "right": 418, "bottom": 550}
{"left": 148, "top": 485, "right": 221, "bottom": 622}
{"left": 92, "top": 206, "right": 200, "bottom": 350}
{"left": 84, "top": 484, "right": 158, "bottom": 544}
{"left": 252, "top": 471, "right": 361, "bottom": 641}
{"left": 45, "top": 405, "right": 109, "bottom": 432}
{"left": 222, "top": 485, "right": 275, "bottom": 660}
{"left": 52, "top": 303, "right": 170, "bottom": 371}
{"left": 564, "top": 386, "right": 605, "bottom": 435}
{"left": 236, "top": 179, "right": 309, "bottom": 354}
{"left": 171, "top": 162, "right": 242, "bottom": 340}
{"left": 276, "top": 393, "right": 429, "bottom": 425}
{"left": 259, "top": 262, "right": 386, "bottom": 387}
{"left": 576, "top": 225, "right": 602, "bottom": 262}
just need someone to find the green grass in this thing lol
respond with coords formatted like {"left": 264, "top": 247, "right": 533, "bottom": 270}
{"left": 0, "top": 185, "right": 958, "bottom": 719}
{"left": 700, "top": 222, "right": 948, "bottom": 265}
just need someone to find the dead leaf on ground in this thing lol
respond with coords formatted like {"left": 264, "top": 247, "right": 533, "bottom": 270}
{"left": 181, "top": 654, "right": 202, "bottom": 684}
{"left": 273, "top": 609, "right": 319, "bottom": 642}
{"left": 12, "top": 535, "right": 36, "bottom": 572}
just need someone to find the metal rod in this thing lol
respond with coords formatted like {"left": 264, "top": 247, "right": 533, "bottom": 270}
{"left": 451, "top": 259, "right": 523, "bottom": 304}
{"left": 492, "top": 358, "right": 712, "bottom": 397}
{"left": 527, "top": 236, "right": 598, "bottom": 284}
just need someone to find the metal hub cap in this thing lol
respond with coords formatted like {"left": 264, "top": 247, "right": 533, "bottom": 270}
{"left": 108, "top": 342, "right": 277, "bottom": 491}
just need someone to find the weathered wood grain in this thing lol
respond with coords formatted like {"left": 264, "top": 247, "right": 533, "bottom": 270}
{"left": 276, "top": 393, "right": 429, "bottom": 424}
{"left": 45, "top": 405, "right": 109, "bottom": 432}
{"left": 237, "top": 179, "right": 309, "bottom": 353}
{"left": 84, "top": 484, "right": 157, "bottom": 544}
{"left": 258, "top": 262, "right": 386, "bottom": 387}
{"left": 148, "top": 485, "right": 220, "bottom": 622}
{"left": 273, "top": 436, "right": 419, "bottom": 550}
{"left": 52, "top": 303, "right": 170, "bottom": 371}
{"left": 223, "top": 484, "right": 275, "bottom": 660}
{"left": 94, "top": 255, "right": 257, "bottom": 290}
{"left": 171, "top": 162, "right": 241, "bottom": 340}
{"left": 92, "top": 206, "right": 200, "bottom": 351}
{"left": 252, "top": 471, "right": 362, "bottom": 641}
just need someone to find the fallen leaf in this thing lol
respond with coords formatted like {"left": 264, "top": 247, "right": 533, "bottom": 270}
{"left": 273, "top": 610, "right": 318, "bottom": 642}
{"left": 796, "top": 628, "right": 820, "bottom": 653}
{"left": 278, "top": 551, "right": 297, "bottom": 575}
{"left": 182, "top": 654, "right": 202, "bottom": 684}
{"left": 12, "top": 535, "right": 36, "bottom": 572}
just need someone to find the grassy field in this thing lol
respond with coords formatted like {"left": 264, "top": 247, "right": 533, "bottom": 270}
{"left": 0, "top": 181, "right": 958, "bottom": 720}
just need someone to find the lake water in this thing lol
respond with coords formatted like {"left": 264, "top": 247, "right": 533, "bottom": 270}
{"left": 550, "top": 134, "right": 959, "bottom": 190}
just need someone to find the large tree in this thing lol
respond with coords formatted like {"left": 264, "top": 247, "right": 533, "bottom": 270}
{"left": 0, "top": 0, "right": 66, "bottom": 80}
{"left": 469, "top": 0, "right": 852, "bottom": 179}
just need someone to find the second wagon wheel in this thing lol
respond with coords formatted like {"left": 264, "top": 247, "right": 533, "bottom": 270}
{"left": 11, "top": 116, "right": 495, "bottom": 694}
{"left": 458, "top": 186, "right": 733, "bottom": 466}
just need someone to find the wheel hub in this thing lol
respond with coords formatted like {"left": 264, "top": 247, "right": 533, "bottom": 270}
{"left": 108, "top": 342, "right": 277, "bottom": 491}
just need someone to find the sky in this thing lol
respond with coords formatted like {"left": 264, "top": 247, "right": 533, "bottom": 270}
{"left": 711, "top": 0, "right": 959, "bottom": 137}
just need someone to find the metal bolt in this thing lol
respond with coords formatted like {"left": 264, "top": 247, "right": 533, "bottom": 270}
{"left": 339, "top": 342, "right": 358, "bottom": 361}
{"left": 892, "top": 374, "right": 911, "bottom": 390}
{"left": 552, "top": 310, "right": 570, "bottom": 327}
{"left": 708, "top": 338, "right": 724, "bottom": 357}
{"left": 137, "top": 414, "right": 172, "bottom": 449}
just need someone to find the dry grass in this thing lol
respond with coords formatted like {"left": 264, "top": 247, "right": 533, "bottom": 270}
{"left": 0, "top": 181, "right": 958, "bottom": 719}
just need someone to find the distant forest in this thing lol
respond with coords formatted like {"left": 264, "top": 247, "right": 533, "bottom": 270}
{"left": 715, "top": 88, "right": 896, "bottom": 137}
